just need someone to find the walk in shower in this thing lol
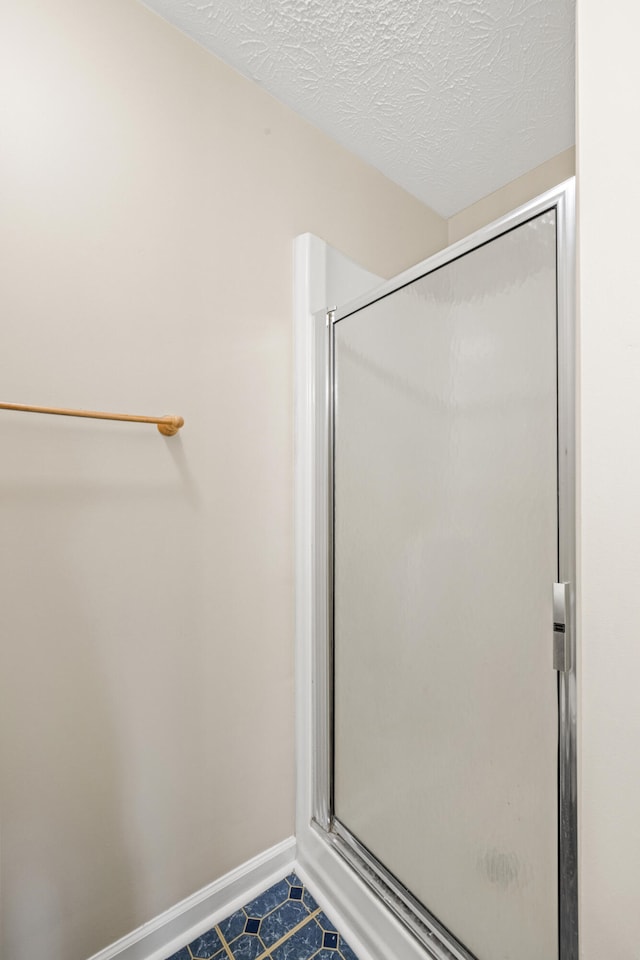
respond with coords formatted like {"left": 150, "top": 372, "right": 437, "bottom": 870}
{"left": 309, "top": 182, "right": 577, "bottom": 960}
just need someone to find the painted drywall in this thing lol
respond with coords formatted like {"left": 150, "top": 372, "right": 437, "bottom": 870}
{"left": 448, "top": 148, "right": 575, "bottom": 243}
{"left": 0, "top": 2, "right": 446, "bottom": 958}
{"left": 577, "top": 3, "right": 640, "bottom": 956}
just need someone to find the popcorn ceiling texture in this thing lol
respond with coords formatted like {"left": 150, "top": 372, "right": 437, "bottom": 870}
{"left": 140, "top": 0, "right": 575, "bottom": 217}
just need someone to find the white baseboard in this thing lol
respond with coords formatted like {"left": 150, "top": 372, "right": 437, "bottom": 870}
{"left": 297, "top": 829, "right": 428, "bottom": 960}
{"left": 294, "top": 861, "right": 381, "bottom": 960}
{"left": 86, "top": 837, "right": 296, "bottom": 960}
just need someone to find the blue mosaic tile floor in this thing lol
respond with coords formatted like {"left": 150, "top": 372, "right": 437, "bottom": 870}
{"left": 166, "top": 873, "right": 360, "bottom": 960}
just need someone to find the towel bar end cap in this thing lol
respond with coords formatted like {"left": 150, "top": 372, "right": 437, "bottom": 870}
{"left": 158, "top": 416, "right": 184, "bottom": 437}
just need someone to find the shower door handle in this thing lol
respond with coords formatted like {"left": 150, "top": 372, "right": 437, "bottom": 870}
{"left": 553, "top": 582, "right": 571, "bottom": 672}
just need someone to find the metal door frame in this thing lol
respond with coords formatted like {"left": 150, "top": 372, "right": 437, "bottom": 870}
{"left": 311, "top": 179, "right": 577, "bottom": 960}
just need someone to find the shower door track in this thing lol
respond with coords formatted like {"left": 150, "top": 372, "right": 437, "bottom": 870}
{"left": 311, "top": 180, "right": 577, "bottom": 960}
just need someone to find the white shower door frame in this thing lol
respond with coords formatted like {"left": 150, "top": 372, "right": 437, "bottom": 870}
{"left": 310, "top": 180, "right": 577, "bottom": 960}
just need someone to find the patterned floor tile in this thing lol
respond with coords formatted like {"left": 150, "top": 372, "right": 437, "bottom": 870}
{"left": 243, "top": 878, "right": 291, "bottom": 918}
{"left": 301, "top": 887, "right": 319, "bottom": 913}
{"left": 218, "top": 907, "right": 247, "bottom": 944}
{"left": 339, "top": 940, "right": 360, "bottom": 960}
{"left": 162, "top": 871, "right": 361, "bottom": 960}
{"left": 259, "top": 899, "right": 312, "bottom": 947}
{"left": 226, "top": 932, "right": 264, "bottom": 959}
{"left": 315, "top": 911, "right": 337, "bottom": 932}
{"left": 188, "top": 928, "right": 224, "bottom": 958}
{"left": 269, "top": 917, "right": 323, "bottom": 960}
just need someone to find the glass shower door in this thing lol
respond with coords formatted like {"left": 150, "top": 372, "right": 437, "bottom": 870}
{"left": 331, "top": 211, "right": 561, "bottom": 960}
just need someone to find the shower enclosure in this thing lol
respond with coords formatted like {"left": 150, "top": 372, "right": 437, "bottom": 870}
{"left": 309, "top": 182, "right": 576, "bottom": 960}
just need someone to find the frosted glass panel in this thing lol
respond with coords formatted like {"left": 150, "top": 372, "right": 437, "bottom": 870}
{"left": 333, "top": 213, "right": 558, "bottom": 960}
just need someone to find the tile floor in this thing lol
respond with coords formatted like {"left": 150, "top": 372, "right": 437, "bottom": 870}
{"left": 165, "top": 873, "right": 361, "bottom": 960}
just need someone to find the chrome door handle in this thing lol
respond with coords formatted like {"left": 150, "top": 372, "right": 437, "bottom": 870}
{"left": 553, "top": 582, "right": 571, "bottom": 672}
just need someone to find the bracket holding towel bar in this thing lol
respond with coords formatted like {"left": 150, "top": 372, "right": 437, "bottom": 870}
{"left": 0, "top": 401, "right": 184, "bottom": 436}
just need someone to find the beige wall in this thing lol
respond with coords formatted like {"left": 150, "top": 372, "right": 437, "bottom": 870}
{"left": 0, "top": 3, "right": 446, "bottom": 958}
{"left": 448, "top": 148, "right": 575, "bottom": 243}
{"left": 577, "top": 3, "right": 640, "bottom": 956}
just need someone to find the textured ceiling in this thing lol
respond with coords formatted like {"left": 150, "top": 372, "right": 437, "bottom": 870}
{"left": 140, "top": 0, "right": 575, "bottom": 217}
